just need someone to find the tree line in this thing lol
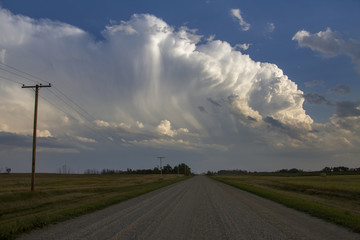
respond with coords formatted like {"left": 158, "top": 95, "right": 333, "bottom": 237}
{"left": 84, "top": 163, "right": 192, "bottom": 175}
{"left": 207, "top": 166, "right": 360, "bottom": 176}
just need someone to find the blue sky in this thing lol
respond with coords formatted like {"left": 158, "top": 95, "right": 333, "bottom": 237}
{"left": 0, "top": 0, "right": 359, "bottom": 173}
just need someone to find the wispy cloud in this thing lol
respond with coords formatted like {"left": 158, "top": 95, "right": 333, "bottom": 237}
{"left": 234, "top": 43, "right": 250, "bottom": 51}
{"left": 230, "top": 8, "right": 250, "bottom": 31}
{"left": 303, "top": 93, "right": 332, "bottom": 106}
{"left": 304, "top": 80, "right": 324, "bottom": 87}
{"left": 329, "top": 85, "right": 350, "bottom": 96}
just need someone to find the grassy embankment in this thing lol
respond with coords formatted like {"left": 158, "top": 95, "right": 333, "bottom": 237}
{"left": 212, "top": 174, "right": 360, "bottom": 232}
{"left": 0, "top": 173, "right": 188, "bottom": 240}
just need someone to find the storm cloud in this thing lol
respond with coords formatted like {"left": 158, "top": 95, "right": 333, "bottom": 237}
{"left": 0, "top": 7, "right": 359, "bottom": 172}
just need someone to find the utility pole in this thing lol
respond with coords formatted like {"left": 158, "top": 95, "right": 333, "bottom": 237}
{"left": 157, "top": 157, "right": 165, "bottom": 177}
{"left": 22, "top": 83, "right": 51, "bottom": 191}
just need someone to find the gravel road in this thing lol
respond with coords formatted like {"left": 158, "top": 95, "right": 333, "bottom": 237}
{"left": 18, "top": 176, "right": 359, "bottom": 240}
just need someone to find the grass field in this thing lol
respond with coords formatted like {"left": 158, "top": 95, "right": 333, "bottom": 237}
{"left": 212, "top": 174, "right": 360, "bottom": 232}
{"left": 0, "top": 173, "right": 188, "bottom": 240}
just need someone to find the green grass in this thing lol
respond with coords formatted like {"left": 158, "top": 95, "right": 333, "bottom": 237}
{"left": 0, "top": 173, "right": 188, "bottom": 240}
{"left": 212, "top": 175, "right": 360, "bottom": 233}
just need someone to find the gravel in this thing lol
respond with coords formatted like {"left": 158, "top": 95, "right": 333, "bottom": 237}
{"left": 18, "top": 176, "right": 360, "bottom": 240}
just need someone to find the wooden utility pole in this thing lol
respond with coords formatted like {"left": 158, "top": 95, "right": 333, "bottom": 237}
{"left": 22, "top": 84, "right": 51, "bottom": 191}
{"left": 157, "top": 157, "right": 165, "bottom": 177}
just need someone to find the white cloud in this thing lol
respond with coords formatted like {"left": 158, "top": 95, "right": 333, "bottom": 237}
{"left": 0, "top": 7, "right": 358, "bottom": 170}
{"left": 136, "top": 121, "right": 144, "bottom": 129}
{"left": 266, "top": 22, "right": 275, "bottom": 33}
{"left": 230, "top": 8, "right": 250, "bottom": 31}
{"left": 156, "top": 120, "right": 183, "bottom": 137}
{"left": 75, "top": 136, "right": 96, "bottom": 143}
{"left": 234, "top": 43, "right": 250, "bottom": 51}
{"left": 105, "top": 20, "right": 137, "bottom": 35}
{"left": 292, "top": 28, "right": 341, "bottom": 57}
{"left": 293, "top": 28, "right": 360, "bottom": 72}
{"left": 37, "top": 129, "right": 52, "bottom": 138}
{"left": 94, "top": 120, "right": 110, "bottom": 128}
{"left": 0, "top": 8, "right": 84, "bottom": 46}
{"left": 207, "top": 34, "right": 215, "bottom": 42}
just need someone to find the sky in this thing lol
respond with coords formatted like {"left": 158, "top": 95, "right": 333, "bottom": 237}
{"left": 0, "top": 0, "right": 359, "bottom": 173}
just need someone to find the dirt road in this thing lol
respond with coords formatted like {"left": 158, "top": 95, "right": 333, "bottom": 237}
{"left": 18, "top": 176, "right": 359, "bottom": 240}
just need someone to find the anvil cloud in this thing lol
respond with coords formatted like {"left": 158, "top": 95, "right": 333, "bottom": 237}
{"left": 0, "top": 7, "right": 359, "bottom": 172}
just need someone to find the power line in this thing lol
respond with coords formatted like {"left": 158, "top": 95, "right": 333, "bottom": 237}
{"left": 51, "top": 86, "right": 96, "bottom": 121}
{"left": 39, "top": 94, "right": 112, "bottom": 142}
{"left": 0, "top": 75, "right": 23, "bottom": 85}
{"left": 0, "top": 62, "right": 49, "bottom": 85}
{"left": 1, "top": 62, "right": 116, "bottom": 142}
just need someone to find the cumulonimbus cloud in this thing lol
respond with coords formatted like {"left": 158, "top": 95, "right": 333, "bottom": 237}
{"left": 1, "top": 7, "right": 357, "bottom": 156}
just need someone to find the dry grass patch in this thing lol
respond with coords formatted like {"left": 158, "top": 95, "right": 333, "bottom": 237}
{"left": 0, "top": 173, "right": 187, "bottom": 240}
{"left": 212, "top": 174, "right": 360, "bottom": 232}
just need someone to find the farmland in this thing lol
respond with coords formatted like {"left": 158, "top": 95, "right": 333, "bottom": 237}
{"left": 0, "top": 173, "right": 187, "bottom": 240}
{"left": 212, "top": 174, "right": 360, "bottom": 232}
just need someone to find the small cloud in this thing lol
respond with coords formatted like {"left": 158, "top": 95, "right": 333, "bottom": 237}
{"left": 156, "top": 120, "right": 176, "bottom": 137}
{"left": 234, "top": 43, "right": 250, "bottom": 51}
{"left": 329, "top": 85, "right": 350, "bottom": 96}
{"left": 118, "top": 122, "right": 131, "bottom": 129}
{"left": 37, "top": 129, "right": 52, "bottom": 138}
{"left": 266, "top": 22, "right": 275, "bottom": 33}
{"left": 230, "top": 8, "right": 250, "bottom": 31}
{"left": 303, "top": 93, "right": 332, "bottom": 106}
{"left": 304, "top": 80, "right": 324, "bottom": 87}
{"left": 207, "top": 97, "right": 221, "bottom": 107}
{"left": 292, "top": 28, "right": 360, "bottom": 72}
{"left": 198, "top": 106, "right": 207, "bottom": 113}
{"left": 207, "top": 34, "right": 215, "bottom": 42}
{"left": 105, "top": 21, "right": 137, "bottom": 35}
{"left": 94, "top": 120, "right": 110, "bottom": 128}
{"left": 178, "top": 128, "right": 189, "bottom": 134}
{"left": 292, "top": 28, "right": 340, "bottom": 57}
{"left": 75, "top": 136, "right": 96, "bottom": 143}
{"left": 264, "top": 116, "right": 287, "bottom": 130}
{"left": 156, "top": 120, "right": 191, "bottom": 137}
{"left": 335, "top": 101, "right": 360, "bottom": 117}
{"left": 136, "top": 121, "right": 144, "bottom": 129}
{"left": 247, "top": 116, "right": 257, "bottom": 122}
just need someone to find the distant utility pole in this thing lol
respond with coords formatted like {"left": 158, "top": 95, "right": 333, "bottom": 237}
{"left": 157, "top": 157, "right": 165, "bottom": 177}
{"left": 22, "top": 83, "right": 51, "bottom": 191}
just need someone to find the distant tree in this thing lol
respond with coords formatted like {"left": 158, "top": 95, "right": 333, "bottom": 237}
{"left": 84, "top": 169, "right": 100, "bottom": 174}
{"left": 289, "top": 168, "right": 303, "bottom": 173}
{"left": 178, "top": 163, "right": 191, "bottom": 175}
{"left": 163, "top": 164, "right": 173, "bottom": 174}
{"left": 333, "top": 166, "right": 349, "bottom": 172}
{"left": 6, "top": 168, "right": 11, "bottom": 174}
{"left": 173, "top": 165, "right": 179, "bottom": 175}
{"left": 322, "top": 167, "right": 332, "bottom": 172}
{"left": 153, "top": 167, "right": 161, "bottom": 174}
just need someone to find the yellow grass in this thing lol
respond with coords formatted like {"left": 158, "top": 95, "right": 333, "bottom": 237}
{"left": 213, "top": 174, "right": 360, "bottom": 232}
{"left": 0, "top": 173, "right": 187, "bottom": 240}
